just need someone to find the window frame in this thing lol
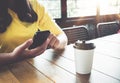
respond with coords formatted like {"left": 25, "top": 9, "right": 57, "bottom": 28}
{"left": 54, "top": 0, "right": 119, "bottom": 28}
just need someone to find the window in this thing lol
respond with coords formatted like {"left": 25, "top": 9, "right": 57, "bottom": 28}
{"left": 38, "top": 0, "right": 120, "bottom": 18}
{"left": 99, "top": 0, "right": 120, "bottom": 15}
{"left": 67, "top": 0, "right": 120, "bottom": 17}
{"left": 37, "top": 0, "right": 120, "bottom": 28}
{"left": 67, "top": 0, "right": 97, "bottom": 17}
{"left": 38, "top": 0, "right": 61, "bottom": 19}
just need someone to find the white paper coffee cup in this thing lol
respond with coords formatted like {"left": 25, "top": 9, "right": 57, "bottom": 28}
{"left": 74, "top": 49, "right": 94, "bottom": 74}
{"left": 73, "top": 40, "right": 95, "bottom": 74}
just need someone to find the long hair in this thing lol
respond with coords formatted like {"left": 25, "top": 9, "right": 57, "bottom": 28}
{"left": 0, "top": 0, "right": 12, "bottom": 33}
{"left": 0, "top": 0, "right": 38, "bottom": 33}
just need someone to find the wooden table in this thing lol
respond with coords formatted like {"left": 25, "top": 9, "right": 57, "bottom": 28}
{"left": 0, "top": 34, "right": 120, "bottom": 83}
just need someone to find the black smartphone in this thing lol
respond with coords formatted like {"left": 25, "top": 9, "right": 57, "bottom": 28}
{"left": 28, "top": 29, "right": 50, "bottom": 49}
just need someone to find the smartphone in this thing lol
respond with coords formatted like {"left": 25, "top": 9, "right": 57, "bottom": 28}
{"left": 28, "top": 29, "right": 50, "bottom": 49}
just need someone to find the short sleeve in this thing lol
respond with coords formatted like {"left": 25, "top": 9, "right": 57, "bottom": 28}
{"left": 32, "top": 0, "right": 63, "bottom": 36}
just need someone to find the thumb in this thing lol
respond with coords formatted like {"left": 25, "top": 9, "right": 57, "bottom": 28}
{"left": 19, "top": 39, "right": 33, "bottom": 50}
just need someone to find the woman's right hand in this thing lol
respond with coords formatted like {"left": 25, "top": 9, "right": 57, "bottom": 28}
{"left": 11, "top": 38, "right": 50, "bottom": 62}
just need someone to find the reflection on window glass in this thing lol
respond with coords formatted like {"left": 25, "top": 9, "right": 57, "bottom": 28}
{"left": 37, "top": 0, "right": 120, "bottom": 19}
{"left": 99, "top": 0, "right": 120, "bottom": 15}
{"left": 67, "top": 0, "right": 97, "bottom": 17}
{"left": 67, "top": 0, "right": 120, "bottom": 17}
{"left": 38, "top": 0, "right": 61, "bottom": 19}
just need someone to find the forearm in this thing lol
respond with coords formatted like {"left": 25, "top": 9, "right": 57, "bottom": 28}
{"left": 0, "top": 53, "right": 14, "bottom": 66}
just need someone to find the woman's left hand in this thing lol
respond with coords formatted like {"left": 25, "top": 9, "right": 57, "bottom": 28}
{"left": 48, "top": 33, "right": 68, "bottom": 50}
{"left": 48, "top": 34, "right": 60, "bottom": 49}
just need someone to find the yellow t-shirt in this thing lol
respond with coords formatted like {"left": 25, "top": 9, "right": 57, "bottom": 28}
{"left": 0, "top": 0, "right": 63, "bottom": 53}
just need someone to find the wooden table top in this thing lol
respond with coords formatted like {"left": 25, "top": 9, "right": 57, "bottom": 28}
{"left": 0, "top": 34, "right": 120, "bottom": 83}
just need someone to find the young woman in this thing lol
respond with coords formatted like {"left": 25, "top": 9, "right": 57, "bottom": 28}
{"left": 0, "top": 0, "right": 68, "bottom": 66}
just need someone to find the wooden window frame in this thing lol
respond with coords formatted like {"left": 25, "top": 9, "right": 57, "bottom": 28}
{"left": 55, "top": 0, "right": 119, "bottom": 28}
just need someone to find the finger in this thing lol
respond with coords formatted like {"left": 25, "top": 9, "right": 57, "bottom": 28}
{"left": 18, "top": 39, "right": 33, "bottom": 50}
{"left": 12, "top": 39, "right": 33, "bottom": 59}
{"left": 53, "top": 40, "right": 59, "bottom": 49}
{"left": 28, "top": 38, "right": 50, "bottom": 56}
{"left": 48, "top": 34, "right": 54, "bottom": 40}
{"left": 49, "top": 36, "right": 57, "bottom": 48}
{"left": 47, "top": 34, "right": 54, "bottom": 48}
{"left": 33, "top": 49, "right": 45, "bottom": 56}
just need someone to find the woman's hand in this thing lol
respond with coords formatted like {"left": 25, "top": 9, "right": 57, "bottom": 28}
{"left": 48, "top": 34, "right": 59, "bottom": 49}
{"left": 11, "top": 38, "right": 50, "bottom": 61}
{"left": 48, "top": 33, "right": 68, "bottom": 50}
{"left": 0, "top": 33, "right": 67, "bottom": 66}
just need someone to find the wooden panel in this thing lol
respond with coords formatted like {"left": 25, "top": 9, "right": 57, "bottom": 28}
{"left": 28, "top": 57, "right": 89, "bottom": 83}
{"left": 40, "top": 49, "right": 76, "bottom": 74}
{"left": 89, "top": 35, "right": 120, "bottom": 59}
{"left": 93, "top": 53, "right": 120, "bottom": 80}
{"left": 1, "top": 34, "right": 120, "bottom": 83}
{"left": 89, "top": 70, "right": 120, "bottom": 83}
{"left": 0, "top": 67, "right": 19, "bottom": 83}
{"left": 53, "top": 44, "right": 75, "bottom": 61}
{"left": 95, "top": 33, "right": 120, "bottom": 43}
{"left": 9, "top": 61, "right": 53, "bottom": 83}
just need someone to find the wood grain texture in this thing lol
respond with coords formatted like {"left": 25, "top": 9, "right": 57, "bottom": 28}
{"left": 28, "top": 57, "right": 90, "bottom": 83}
{"left": 89, "top": 70, "right": 120, "bottom": 83}
{"left": 1, "top": 34, "right": 120, "bottom": 83}
{"left": 0, "top": 67, "right": 19, "bottom": 83}
{"left": 9, "top": 61, "right": 53, "bottom": 83}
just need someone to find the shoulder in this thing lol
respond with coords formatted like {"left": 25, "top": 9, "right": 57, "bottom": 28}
{"left": 30, "top": 0, "right": 46, "bottom": 17}
{"left": 30, "top": 0, "right": 45, "bottom": 10}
